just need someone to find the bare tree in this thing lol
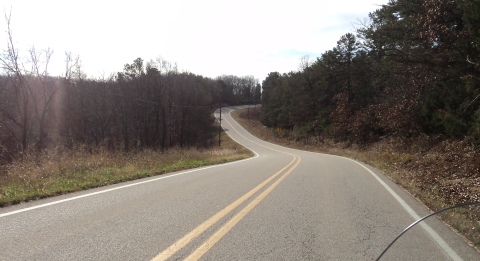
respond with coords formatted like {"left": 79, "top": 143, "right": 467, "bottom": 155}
{"left": 64, "top": 51, "right": 80, "bottom": 80}
{"left": 0, "top": 12, "right": 62, "bottom": 154}
{"left": 0, "top": 11, "right": 31, "bottom": 154}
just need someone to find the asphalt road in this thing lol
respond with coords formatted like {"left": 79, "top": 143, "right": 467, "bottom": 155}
{"left": 1, "top": 106, "right": 479, "bottom": 260}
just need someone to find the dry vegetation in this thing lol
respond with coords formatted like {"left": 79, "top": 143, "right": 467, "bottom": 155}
{"left": 0, "top": 130, "right": 252, "bottom": 207}
{"left": 233, "top": 108, "right": 480, "bottom": 249}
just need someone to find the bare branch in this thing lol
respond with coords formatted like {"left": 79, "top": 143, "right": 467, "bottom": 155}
{"left": 29, "top": 46, "right": 53, "bottom": 77}
{"left": 64, "top": 51, "right": 80, "bottom": 79}
{"left": 1, "top": 10, "right": 23, "bottom": 79}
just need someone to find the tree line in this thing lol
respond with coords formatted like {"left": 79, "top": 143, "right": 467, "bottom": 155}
{"left": 0, "top": 16, "right": 261, "bottom": 164}
{"left": 261, "top": 0, "right": 480, "bottom": 144}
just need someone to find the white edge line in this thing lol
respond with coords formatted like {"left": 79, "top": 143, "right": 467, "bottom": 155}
{"left": 222, "top": 106, "right": 462, "bottom": 260}
{"left": 217, "top": 107, "right": 258, "bottom": 158}
{"left": 0, "top": 157, "right": 259, "bottom": 218}
{"left": 4, "top": 106, "right": 460, "bottom": 259}
{"left": 345, "top": 158, "right": 463, "bottom": 261}
{"left": 0, "top": 116, "right": 259, "bottom": 218}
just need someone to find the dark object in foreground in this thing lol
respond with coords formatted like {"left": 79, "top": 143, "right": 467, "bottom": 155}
{"left": 377, "top": 201, "right": 480, "bottom": 260}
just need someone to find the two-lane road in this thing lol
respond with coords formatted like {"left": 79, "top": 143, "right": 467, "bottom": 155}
{"left": 1, "top": 106, "right": 479, "bottom": 260}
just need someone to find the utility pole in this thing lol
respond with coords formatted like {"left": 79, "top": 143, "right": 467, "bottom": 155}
{"left": 218, "top": 106, "right": 222, "bottom": 147}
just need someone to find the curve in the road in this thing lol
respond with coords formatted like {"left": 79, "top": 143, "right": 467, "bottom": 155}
{"left": 153, "top": 108, "right": 304, "bottom": 261}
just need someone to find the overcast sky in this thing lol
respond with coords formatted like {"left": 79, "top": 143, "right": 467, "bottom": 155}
{"left": 1, "top": 0, "right": 387, "bottom": 81}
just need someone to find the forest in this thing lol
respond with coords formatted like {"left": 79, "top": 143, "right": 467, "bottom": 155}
{"left": 0, "top": 14, "right": 261, "bottom": 164}
{"left": 1, "top": 0, "right": 478, "bottom": 246}
{"left": 2, "top": 0, "right": 479, "bottom": 162}
{"left": 261, "top": 0, "right": 480, "bottom": 144}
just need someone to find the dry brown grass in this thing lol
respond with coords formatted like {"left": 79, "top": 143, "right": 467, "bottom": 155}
{"left": 232, "top": 108, "right": 480, "bottom": 249}
{"left": 0, "top": 131, "right": 252, "bottom": 207}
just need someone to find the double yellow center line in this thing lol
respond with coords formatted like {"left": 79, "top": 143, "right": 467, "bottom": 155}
{"left": 151, "top": 111, "right": 301, "bottom": 261}
{"left": 152, "top": 155, "right": 300, "bottom": 260}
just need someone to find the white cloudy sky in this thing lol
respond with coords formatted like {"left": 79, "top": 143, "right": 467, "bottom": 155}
{"left": 1, "top": 0, "right": 387, "bottom": 81}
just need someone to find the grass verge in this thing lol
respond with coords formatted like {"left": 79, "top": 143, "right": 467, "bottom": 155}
{"left": 232, "top": 108, "right": 480, "bottom": 249}
{"left": 0, "top": 131, "right": 253, "bottom": 207}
